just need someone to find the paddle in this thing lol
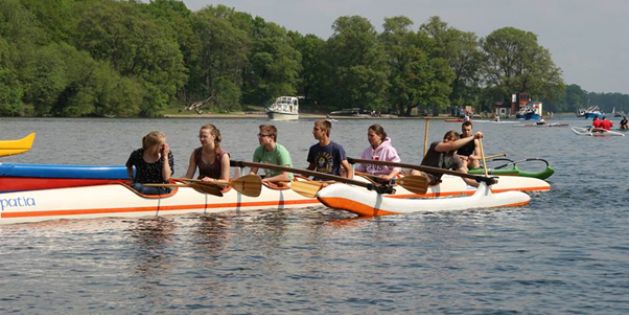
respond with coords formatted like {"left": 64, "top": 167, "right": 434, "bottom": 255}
{"left": 230, "top": 160, "right": 394, "bottom": 196}
{"left": 485, "top": 153, "right": 507, "bottom": 160}
{"left": 0, "top": 132, "right": 36, "bottom": 157}
{"left": 289, "top": 179, "right": 328, "bottom": 198}
{"left": 174, "top": 174, "right": 262, "bottom": 197}
{"left": 347, "top": 157, "right": 497, "bottom": 185}
{"left": 145, "top": 182, "right": 223, "bottom": 196}
{"left": 479, "top": 139, "right": 489, "bottom": 177}
{"left": 355, "top": 171, "right": 429, "bottom": 195}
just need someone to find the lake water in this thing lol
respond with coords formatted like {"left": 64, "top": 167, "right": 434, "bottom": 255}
{"left": 1, "top": 116, "right": 628, "bottom": 314}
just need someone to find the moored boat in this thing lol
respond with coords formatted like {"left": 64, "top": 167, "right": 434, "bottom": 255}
{"left": 571, "top": 127, "right": 625, "bottom": 137}
{"left": 317, "top": 182, "right": 530, "bottom": 217}
{"left": 266, "top": 96, "right": 299, "bottom": 120}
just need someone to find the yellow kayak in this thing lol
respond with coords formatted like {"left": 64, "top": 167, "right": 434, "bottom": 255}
{"left": 0, "top": 132, "right": 36, "bottom": 157}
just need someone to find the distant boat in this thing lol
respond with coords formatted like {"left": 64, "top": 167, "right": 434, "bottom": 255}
{"left": 266, "top": 96, "right": 299, "bottom": 120}
{"left": 611, "top": 107, "right": 625, "bottom": 117}
{"left": 577, "top": 105, "right": 604, "bottom": 119}
{"left": 328, "top": 108, "right": 372, "bottom": 117}
{"left": 516, "top": 102, "right": 543, "bottom": 121}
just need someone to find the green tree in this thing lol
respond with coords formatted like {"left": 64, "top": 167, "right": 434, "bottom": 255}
{"left": 291, "top": 33, "right": 326, "bottom": 109}
{"left": 480, "top": 27, "right": 564, "bottom": 110}
{"left": 189, "top": 5, "right": 250, "bottom": 111}
{"left": 380, "top": 16, "right": 453, "bottom": 116}
{"left": 420, "top": 16, "right": 482, "bottom": 108}
{"left": 242, "top": 18, "right": 302, "bottom": 105}
{"left": 73, "top": 0, "right": 186, "bottom": 116}
{"left": 323, "top": 16, "right": 388, "bottom": 111}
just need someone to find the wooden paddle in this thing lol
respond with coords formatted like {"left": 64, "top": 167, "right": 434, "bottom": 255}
{"left": 230, "top": 160, "right": 394, "bottom": 196}
{"left": 289, "top": 179, "right": 328, "bottom": 198}
{"left": 0, "top": 132, "right": 36, "bottom": 157}
{"left": 347, "top": 157, "right": 497, "bottom": 185}
{"left": 355, "top": 171, "right": 429, "bottom": 195}
{"left": 145, "top": 182, "right": 223, "bottom": 196}
{"left": 479, "top": 139, "right": 489, "bottom": 177}
{"left": 174, "top": 174, "right": 262, "bottom": 197}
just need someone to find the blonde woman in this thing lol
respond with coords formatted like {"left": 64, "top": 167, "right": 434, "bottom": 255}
{"left": 185, "top": 124, "right": 230, "bottom": 182}
{"left": 126, "top": 131, "right": 174, "bottom": 194}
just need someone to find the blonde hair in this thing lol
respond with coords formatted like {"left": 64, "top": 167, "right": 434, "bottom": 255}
{"left": 142, "top": 131, "right": 165, "bottom": 150}
{"left": 314, "top": 119, "right": 332, "bottom": 137}
{"left": 201, "top": 123, "right": 222, "bottom": 148}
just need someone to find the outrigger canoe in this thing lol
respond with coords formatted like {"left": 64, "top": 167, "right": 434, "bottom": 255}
{"left": 0, "top": 133, "right": 36, "bottom": 157}
{"left": 571, "top": 127, "right": 625, "bottom": 136}
{"left": 318, "top": 182, "right": 530, "bottom": 217}
{"left": 469, "top": 158, "right": 554, "bottom": 180}
{"left": 0, "top": 163, "right": 128, "bottom": 192}
{"left": 0, "top": 171, "right": 550, "bottom": 224}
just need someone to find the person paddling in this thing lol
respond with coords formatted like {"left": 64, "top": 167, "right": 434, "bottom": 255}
{"left": 456, "top": 121, "right": 482, "bottom": 169}
{"left": 184, "top": 124, "right": 230, "bottom": 182}
{"left": 620, "top": 116, "right": 628, "bottom": 130}
{"left": 412, "top": 130, "right": 483, "bottom": 187}
{"left": 354, "top": 124, "right": 401, "bottom": 181}
{"left": 126, "top": 131, "right": 174, "bottom": 194}
{"left": 307, "top": 119, "right": 353, "bottom": 179}
{"left": 249, "top": 124, "right": 293, "bottom": 184}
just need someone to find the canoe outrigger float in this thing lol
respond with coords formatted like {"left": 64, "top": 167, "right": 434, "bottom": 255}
{"left": 469, "top": 158, "right": 555, "bottom": 180}
{"left": 318, "top": 182, "right": 530, "bottom": 217}
{"left": 0, "top": 160, "right": 550, "bottom": 224}
{"left": 0, "top": 133, "right": 36, "bottom": 157}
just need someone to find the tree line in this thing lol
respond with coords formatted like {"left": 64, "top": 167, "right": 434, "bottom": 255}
{"left": 0, "top": 0, "right": 626, "bottom": 117}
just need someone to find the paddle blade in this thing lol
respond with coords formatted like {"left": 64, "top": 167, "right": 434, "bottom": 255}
{"left": 290, "top": 180, "right": 325, "bottom": 198}
{"left": 189, "top": 182, "right": 223, "bottom": 196}
{"left": 230, "top": 174, "right": 262, "bottom": 197}
{"left": 396, "top": 175, "right": 428, "bottom": 194}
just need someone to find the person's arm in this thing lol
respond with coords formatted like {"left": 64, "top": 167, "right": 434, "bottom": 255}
{"left": 184, "top": 151, "right": 197, "bottom": 179}
{"left": 161, "top": 143, "right": 172, "bottom": 181}
{"left": 435, "top": 132, "right": 483, "bottom": 152}
{"left": 125, "top": 151, "right": 135, "bottom": 182}
{"left": 341, "top": 159, "right": 353, "bottom": 179}
{"left": 219, "top": 153, "right": 230, "bottom": 180}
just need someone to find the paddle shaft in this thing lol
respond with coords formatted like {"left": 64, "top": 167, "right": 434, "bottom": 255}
{"left": 230, "top": 160, "right": 392, "bottom": 193}
{"left": 347, "top": 157, "right": 496, "bottom": 184}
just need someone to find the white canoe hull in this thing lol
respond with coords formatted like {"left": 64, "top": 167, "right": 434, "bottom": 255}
{"left": 571, "top": 127, "right": 625, "bottom": 136}
{"left": 0, "top": 175, "right": 549, "bottom": 224}
{"left": 266, "top": 111, "right": 299, "bottom": 120}
{"left": 317, "top": 182, "right": 531, "bottom": 216}
{"left": 0, "top": 183, "right": 316, "bottom": 224}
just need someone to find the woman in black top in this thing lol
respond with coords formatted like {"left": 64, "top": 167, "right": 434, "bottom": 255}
{"left": 126, "top": 131, "right": 174, "bottom": 194}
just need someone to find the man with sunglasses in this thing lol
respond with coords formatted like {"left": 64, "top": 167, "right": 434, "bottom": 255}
{"left": 249, "top": 124, "right": 293, "bottom": 183}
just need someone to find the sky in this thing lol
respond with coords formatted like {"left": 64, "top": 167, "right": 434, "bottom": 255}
{"left": 181, "top": 0, "right": 629, "bottom": 95}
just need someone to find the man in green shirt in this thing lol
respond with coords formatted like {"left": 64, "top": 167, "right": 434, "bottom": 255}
{"left": 249, "top": 124, "right": 293, "bottom": 183}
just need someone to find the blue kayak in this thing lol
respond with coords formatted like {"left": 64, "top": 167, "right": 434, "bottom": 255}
{"left": 0, "top": 163, "right": 128, "bottom": 179}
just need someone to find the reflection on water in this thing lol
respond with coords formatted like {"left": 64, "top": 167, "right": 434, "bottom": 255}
{"left": 128, "top": 217, "right": 177, "bottom": 277}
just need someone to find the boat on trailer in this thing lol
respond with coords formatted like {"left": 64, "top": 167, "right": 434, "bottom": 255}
{"left": 317, "top": 182, "right": 530, "bottom": 217}
{"left": 0, "top": 173, "right": 549, "bottom": 224}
